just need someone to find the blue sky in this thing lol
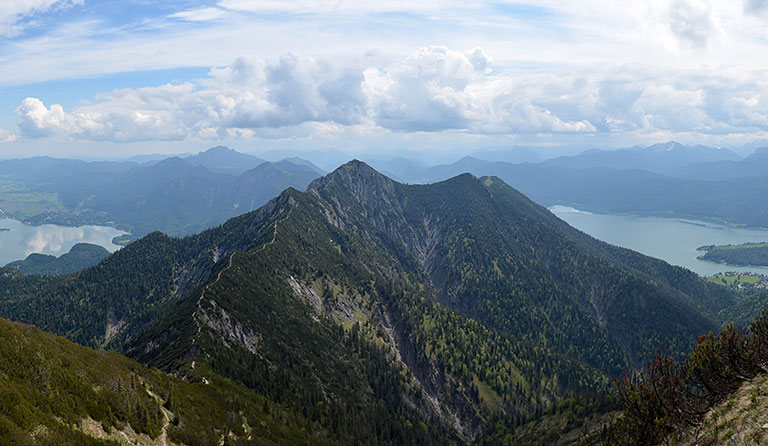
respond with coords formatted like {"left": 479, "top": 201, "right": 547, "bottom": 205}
{"left": 1, "top": 0, "right": 767, "bottom": 158}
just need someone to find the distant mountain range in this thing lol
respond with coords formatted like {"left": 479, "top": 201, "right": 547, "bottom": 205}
{"left": 0, "top": 146, "right": 325, "bottom": 237}
{"left": 541, "top": 141, "right": 741, "bottom": 174}
{"left": 2, "top": 140, "right": 767, "bottom": 240}
{"left": 374, "top": 142, "right": 768, "bottom": 229}
{"left": 0, "top": 162, "right": 740, "bottom": 443}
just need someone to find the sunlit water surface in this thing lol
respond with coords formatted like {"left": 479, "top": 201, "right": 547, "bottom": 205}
{"left": 0, "top": 214, "right": 125, "bottom": 266}
{"left": 550, "top": 206, "right": 768, "bottom": 276}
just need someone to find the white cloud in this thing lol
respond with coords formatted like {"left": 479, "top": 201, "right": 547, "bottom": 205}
{"left": 0, "top": 128, "right": 16, "bottom": 142}
{"left": 0, "top": 0, "right": 82, "bottom": 37}
{"left": 169, "top": 7, "right": 229, "bottom": 22}
{"left": 16, "top": 89, "right": 193, "bottom": 142}
{"left": 217, "top": 0, "right": 459, "bottom": 14}
{"left": 9, "top": 38, "right": 768, "bottom": 146}
{"left": 15, "top": 47, "right": 601, "bottom": 142}
{"left": 667, "top": 0, "right": 717, "bottom": 47}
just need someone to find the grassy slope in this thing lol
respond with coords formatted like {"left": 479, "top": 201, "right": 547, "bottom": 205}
{"left": 675, "top": 372, "right": 768, "bottom": 445}
{"left": 0, "top": 317, "right": 336, "bottom": 446}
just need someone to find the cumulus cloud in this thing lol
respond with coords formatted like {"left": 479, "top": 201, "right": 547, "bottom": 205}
{"left": 0, "top": 0, "right": 82, "bottom": 37}
{"left": 14, "top": 46, "right": 768, "bottom": 143}
{"left": 363, "top": 46, "right": 488, "bottom": 131}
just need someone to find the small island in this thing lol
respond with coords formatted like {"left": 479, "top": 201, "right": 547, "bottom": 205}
{"left": 0, "top": 228, "right": 9, "bottom": 232}
{"left": 697, "top": 242, "right": 768, "bottom": 267}
{"left": 111, "top": 234, "right": 136, "bottom": 246}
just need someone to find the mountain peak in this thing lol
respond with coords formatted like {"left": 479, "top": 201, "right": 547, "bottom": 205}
{"left": 200, "top": 145, "right": 235, "bottom": 155}
{"left": 337, "top": 158, "right": 378, "bottom": 173}
{"left": 310, "top": 160, "right": 387, "bottom": 188}
{"left": 307, "top": 159, "right": 399, "bottom": 211}
{"left": 644, "top": 141, "right": 686, "bottom": 152}
{"left": 185, "top": 146, "right": 265, "bottom": 175}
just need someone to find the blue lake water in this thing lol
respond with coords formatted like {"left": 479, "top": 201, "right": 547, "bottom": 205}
{"left": 0, "top": 216, "right": 125, "bottom": 266}
{"left": 550, "top": 206, "right": 768, "bottom": 277}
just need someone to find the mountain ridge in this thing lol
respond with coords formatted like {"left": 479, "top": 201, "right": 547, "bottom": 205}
{"left": 0, "top": 161, "right": 740, "bottom": 443}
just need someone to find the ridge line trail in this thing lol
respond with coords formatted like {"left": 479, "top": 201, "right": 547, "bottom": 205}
{"left": 211, "top": 206, "right": 287, "bottom": 288}
{"left": 194, "top": 207, "right": 292, "bottom": 336}
{"left": 210, "top": 213, "right": 283, "bottom": 290}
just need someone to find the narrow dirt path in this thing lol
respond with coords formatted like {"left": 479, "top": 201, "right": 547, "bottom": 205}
{"left": 142, "top": 383, "right": 172, "bottom": 446}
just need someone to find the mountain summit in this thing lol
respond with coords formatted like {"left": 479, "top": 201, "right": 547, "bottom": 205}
{"left": 185, "top": 146, "right": 266, "bottom": 174}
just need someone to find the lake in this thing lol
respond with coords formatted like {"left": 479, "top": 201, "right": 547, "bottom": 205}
{"left": 0, "top": 216, "right": 125, "bottom": 266}
{"left": 550, "top": 206, "right": 768, "bottom": 277}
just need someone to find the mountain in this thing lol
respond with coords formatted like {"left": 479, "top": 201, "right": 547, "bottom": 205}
{"left": 470, "top": 147, "right": 545, "bottom": 164}
{"left": 184, "top": 145, "right": 266, "bottom": 174}
{"left": 91, "top": 155, "right": 323, "bottom": 236}
{"left": 592, "top": 306, "right": 768, "bottom": 445}
{"left": 379, "top": 157, "right": 768, "bottom": 229}
{"left": 542, "top": 141, "right": 741, "bottom": 174}
{"left": 667, "top": 158, "right": 768, "bottom": 181}
{"left": 0, "top": 156, "right": 137, "bottom": 226}
{"left": 363, "top": 157, "right": 429, "bottom": 182}
{"left": 747, "top": 147, "right": 768, "bottom": 160}
{"left": 666, "top": 146, "right": 768, "bottom": 180}
{"left": 124, "top": 152, "right": 192, "bottom": 164}
{"left": 277, "top": 156, "right": 325, "bottom": 174}
{"left": 5, "top": 243, "right": 109, "bottom": 275}
{"left": 0, "top": 150, "right": 324, "bottom": 237}
{"left": 0, "top": 161, "right": 737, "bottom": 443}
{"left": 228, "top": 159, "right": 324, "bottom": 213}
{"left": 674, "top": 371, "right": 768, "bottom": 445}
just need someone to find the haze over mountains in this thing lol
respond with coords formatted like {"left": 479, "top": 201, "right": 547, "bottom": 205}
{"left": 369, "top": 142, "right": 768, "bottom": 230}
{"left": 0, "top": 146, "right": 325, "bottom": 238}
{"left": 2, "top": 141, "right": 767, "bottom": 252}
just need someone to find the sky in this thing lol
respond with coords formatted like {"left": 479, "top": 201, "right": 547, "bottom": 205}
{"left": 0, "top": 0, "right": 767, "bottom": 159}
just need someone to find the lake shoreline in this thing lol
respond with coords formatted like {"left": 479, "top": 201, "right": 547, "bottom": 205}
{"left": 551, "top": 206, "right": 768, "bottom": 277}
{"left": 546, "top": 201, "right": 768, "bottom": 231}
{"left": 0, "top": 217, "right": 127, "bottom": 267}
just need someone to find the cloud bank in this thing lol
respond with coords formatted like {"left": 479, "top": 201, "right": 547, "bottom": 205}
{"left": 14, "top": 46, "right": 768, "bottom": 145}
